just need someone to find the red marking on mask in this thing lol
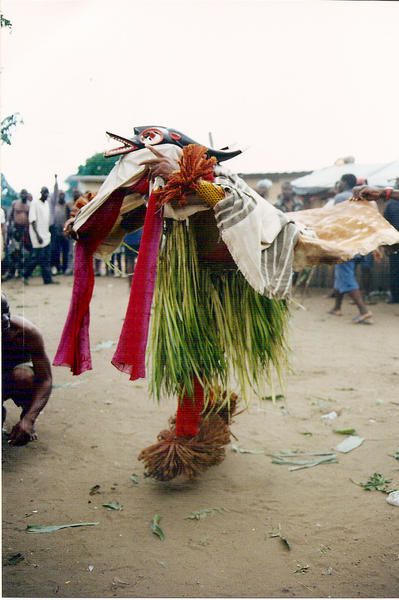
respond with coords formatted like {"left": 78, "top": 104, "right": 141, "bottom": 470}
{"left": 170, "top": 132, "right": 182, "bottom": 141}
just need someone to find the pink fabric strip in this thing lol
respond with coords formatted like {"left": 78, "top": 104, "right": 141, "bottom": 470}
{"left": 111, "top": 192, "right": 163, "bottom": 380}
{"left": 53, "top": 242, "right": 94, "bottom": 374}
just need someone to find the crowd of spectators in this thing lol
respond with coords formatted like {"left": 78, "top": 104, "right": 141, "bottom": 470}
{"left": 1, "top": 180, "right": 141, "bottom": 285}
{"left": 1, "top": 175, "right": 398, "bottom": 306}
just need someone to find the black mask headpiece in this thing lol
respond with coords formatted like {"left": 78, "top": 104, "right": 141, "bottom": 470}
{"left": 104, "top": 126, "right": 241, "bottom": 163}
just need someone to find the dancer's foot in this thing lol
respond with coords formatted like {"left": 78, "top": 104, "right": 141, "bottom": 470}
{"left": 353, "top": 312, "right": 373, "bottom": 324}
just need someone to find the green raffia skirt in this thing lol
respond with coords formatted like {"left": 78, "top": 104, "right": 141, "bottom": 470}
{"left": 149, "top": 219, "right": 290, "bottom": 403}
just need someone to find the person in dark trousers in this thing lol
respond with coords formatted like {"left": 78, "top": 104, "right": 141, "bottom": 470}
{"left": 4, "top": 189, "right": 32, "bottom": 279}
{"left": 353, "top": 184, "right": 399, "bottom": 304}
{"left": 52, "top": 190, "right": 71, "bottom": 273}
{"left": 24, "top": 187, "right": 58, "bottom": 285}
{"left": 329, "top": 174, "right": 372, "bottom": 322}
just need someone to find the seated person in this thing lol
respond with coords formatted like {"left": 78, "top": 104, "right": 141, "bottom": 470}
{"left": 2, "top": 293, "right": 52, "bottom": 446}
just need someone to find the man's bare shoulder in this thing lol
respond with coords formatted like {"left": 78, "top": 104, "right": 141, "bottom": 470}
{"left": 11, "top": 315, "right": 44, "bottom": 347}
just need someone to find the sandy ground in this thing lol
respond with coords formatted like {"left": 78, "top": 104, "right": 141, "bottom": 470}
{"left": 2, "top": 276, "right": 399, "bottom": 598}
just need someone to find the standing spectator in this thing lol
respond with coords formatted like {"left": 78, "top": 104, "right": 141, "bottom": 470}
{"left": 324, "top": 174, "right": 358, "bottom": 208}
{"left": 106, "top": 249, "right": 123, "bottom": 277}
{"left": 384, "top": 190, "right": 399, "bottom": 304}
{"left": 256, "top": 178, "right": 273, "bottom": 201}
{"left": 64, "top": 188, "right": 86, "bottom": 275}
{"left": 329, "top": 174, "right": 372, "bottom": 322}
{"left": 274, "top": 181, "right": 303, "bottom": 212}
{"left": 5, "top": 189, "right": 32, "bottom": 279}
{"left": 1, "top": 206, "right": 6, "bottom": 266}
{"left": 353, "top": 184, "right": 399, "bottom": 304}
{"left": 124, "top": 228, "right": 143, "bottom": 287}
{"left": 52, "top": 190, "right": 70, "bottom": 274}
{"left": 24, "top": 187, "right": 57, "bottom": 285}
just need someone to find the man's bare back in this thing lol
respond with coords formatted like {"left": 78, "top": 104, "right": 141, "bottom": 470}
{"left": 2, "top": 294, "right": 52, "bottom": 446}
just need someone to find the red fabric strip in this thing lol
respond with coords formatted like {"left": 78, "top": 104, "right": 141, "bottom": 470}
{"left": 175, "top": 377, "right": 204, "bottom": 438}
{"left": 53, "top": 192, "right": 124, "bottom": 374}
{"left": 111, "top": 192, "right": 163, "bottom": 380}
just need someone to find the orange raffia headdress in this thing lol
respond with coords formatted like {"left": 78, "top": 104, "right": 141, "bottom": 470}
{"left": 153, "top": 144, "right": 217, "bottom": 207}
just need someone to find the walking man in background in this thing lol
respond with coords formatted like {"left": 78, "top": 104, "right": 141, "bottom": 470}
{"left": 329, "top": 174, "right": 373, "bottom": 322}
{"left": 24, "top": 187, "right": 57, "bottom": 285}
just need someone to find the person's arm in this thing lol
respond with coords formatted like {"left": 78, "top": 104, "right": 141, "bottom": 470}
{"left": 29, "top": 203, "right": 43, "bottom": 245}
{"left": 9, "top": 325, "right": 52, "bottom": 446}
{"left": 8, "top": 202, "right": 14, "bottom": 226}
{"left": 31, "top": 221, "right": 43, "bottom": 245}
{"left": 352, "top": 185, "right": 399, "bottom": 201}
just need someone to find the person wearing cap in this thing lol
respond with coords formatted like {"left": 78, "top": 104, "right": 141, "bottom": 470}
{"left": 256, "top": 178, "right": 273, "bottom": 200}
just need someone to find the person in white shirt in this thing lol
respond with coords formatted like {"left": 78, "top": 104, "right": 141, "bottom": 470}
{"left": 24, "top": 187, "right": 57, "bottom": 285}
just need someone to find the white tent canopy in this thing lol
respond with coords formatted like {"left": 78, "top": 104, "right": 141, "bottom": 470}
{"left": 291, "top": 161, "right": 399, "bottom": 195}
{"left": 367, "top": 161, "right": 399, "bottom": 187}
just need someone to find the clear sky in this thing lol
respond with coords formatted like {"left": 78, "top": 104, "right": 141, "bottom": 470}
{"left": 1, "top": 0, "right": 399, "bottom": 196}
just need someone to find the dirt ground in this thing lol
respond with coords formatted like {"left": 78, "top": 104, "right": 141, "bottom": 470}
{"left": 2, "top": 276, "right": 399, "bottom": 598}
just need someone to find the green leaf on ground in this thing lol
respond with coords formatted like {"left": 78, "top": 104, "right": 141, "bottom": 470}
{"left": 270, "top": 524, "right": 291, "bottom": 550}
{"left": 231, "top": 443, "right": 264, "bottom": 455}
{"left": 130, "top": 474, "right": 139, "bottom": 485}
{"left": 26, "top": 522, "right": 99, "bottom": 533}
{"left": 102, "top": 501, "right": 123, "bottom": 511}
{"left": 5, "top": 552, "right": 25, "bottom": 565}
{"left": 151, "top": 514, "right": 165, "bottom": 540}
{"left": 334, "top": 428, "right": 357, "bottom": 435}
{"left": 359, "top": 473, "right": 393, "bottom": 493}
{"left": 391, "top": 450, "right": 399, "bottom": 461}
{"left": 185, "top": 508, "right": 226, "bottom": 520}
{"left": 270, "top": 451, "right": 338, "bottom": 470}
{"left": 261, "top": 394, "right": 285, "bottom": 402}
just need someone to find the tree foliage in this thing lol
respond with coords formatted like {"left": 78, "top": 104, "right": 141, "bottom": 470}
{"left": 77, "top": 152, "right": 119, "bottom": 176}
{"left": 1, "top": 173, "right": 18, "bottom": 209}
{"left": 1, "top": 17, "right": 23, "bottom": 146}
{"left": 1, "top": 113, "right": 23, "bottom": 145}
{"left": 1, "top": 13, "right": 12, "bottom": 29}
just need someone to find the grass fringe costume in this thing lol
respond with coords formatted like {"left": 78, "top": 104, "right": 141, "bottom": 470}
{"left": 54, "top": 126, "right": 399, "bottom": 482}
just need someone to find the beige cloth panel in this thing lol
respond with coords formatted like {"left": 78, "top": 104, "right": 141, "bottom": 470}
{"left": 288, "top": 200, "right": 399, "bottom": 270}
{"left": 73, "top": 144, "right": 183, "bottom": 234}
